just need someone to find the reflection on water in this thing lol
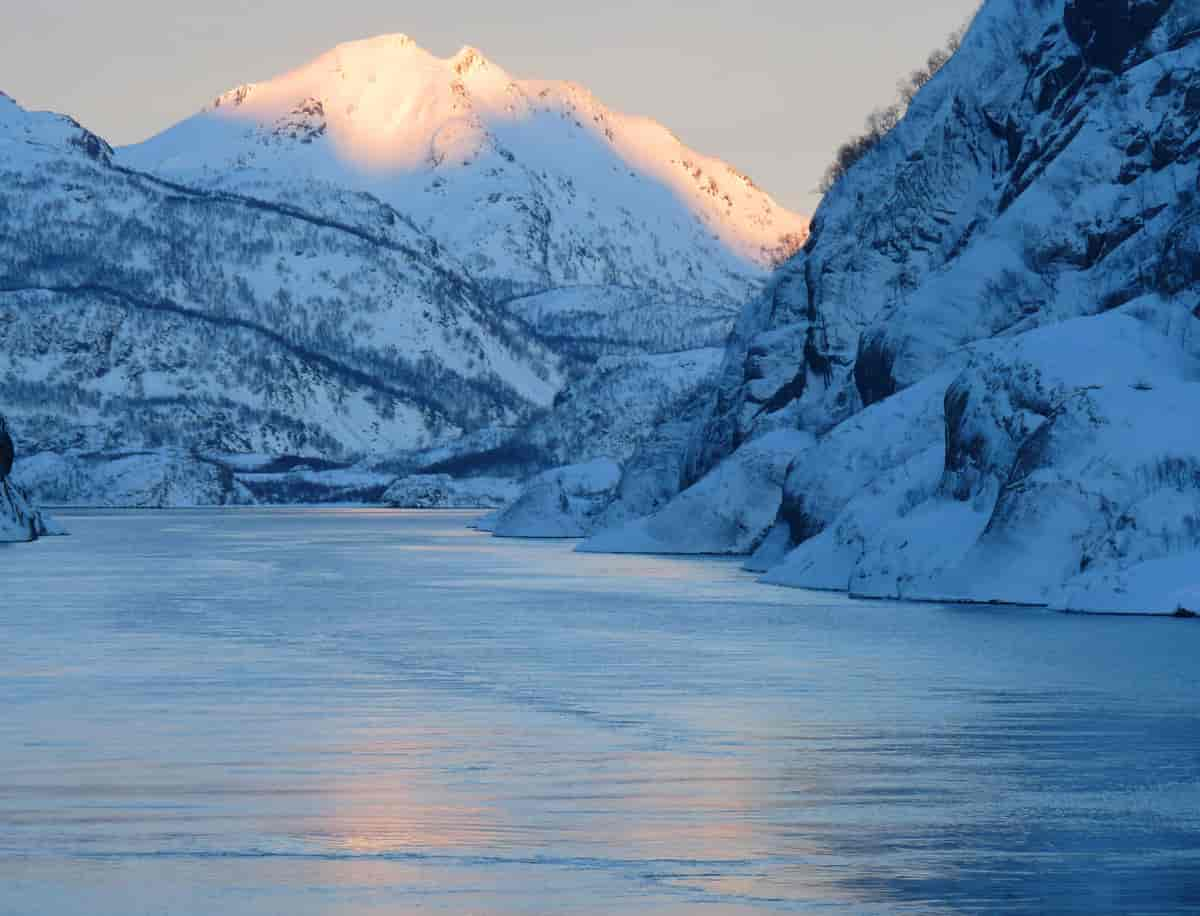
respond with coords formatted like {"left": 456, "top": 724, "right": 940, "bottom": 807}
{"left": 1, "top": 509, "right": 1198, "bottom": 914}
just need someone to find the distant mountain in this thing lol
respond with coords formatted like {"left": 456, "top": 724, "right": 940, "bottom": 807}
{"left": 1, "top": 38, "right": 807, "bottom": 505}
{"left": 0, "top": 89, "right": 560, "bottom": 495}
{"left": 503, "top": 0, "right": 1200, "bottom": 615}
{"left": 121, "top": 35, "right": 807, "bottom": 354}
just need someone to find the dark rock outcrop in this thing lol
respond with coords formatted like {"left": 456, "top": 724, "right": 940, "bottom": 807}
{"left": 0, "top": 412, "right": 61, "bottom": 541}
{"left": 0, "top": 415, "right": 13, "bottom": 479}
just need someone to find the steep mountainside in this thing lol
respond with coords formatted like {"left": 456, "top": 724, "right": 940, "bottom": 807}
{"left": 685, "top": 0, "right": 1199, "bottom": 486}
{"left": 513, "top": 347, "right": 724, "bottom": 467}
{"left": 519, "top": 0, "right": 1200, "bottom": 615}
{"left": 121, "top": 35, "right": 807, "bottom": 355}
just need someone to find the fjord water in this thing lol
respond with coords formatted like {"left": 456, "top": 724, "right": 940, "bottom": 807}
{"left": 2, "top": 510, "right": 1197, "bottom": 914}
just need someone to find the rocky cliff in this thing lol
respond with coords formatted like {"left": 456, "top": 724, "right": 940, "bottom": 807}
{"left": 0, "top": 413, "right": 62, "bottom": 542}
{"left": 555, "top": 0, "right": 1199, "bottom": 615}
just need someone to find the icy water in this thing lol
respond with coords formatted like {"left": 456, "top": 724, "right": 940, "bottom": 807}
{"left": 2, "top": 510, "right": 1198, "bottom": 915}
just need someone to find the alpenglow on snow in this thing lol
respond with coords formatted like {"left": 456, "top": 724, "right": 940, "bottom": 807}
{"left": 0, "top": 39, "right": 806, "bottom": 506}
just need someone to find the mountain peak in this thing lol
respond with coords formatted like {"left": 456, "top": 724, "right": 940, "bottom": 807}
{"left": 451, "top": 46, "right": 490, "bottom": 76}
{"left": 211, "top": 83, "right": 256, "bottom": 110}
{"left": 0, "top": 92, "right": 113, "bottom": 163}
{"left": 336, "top": 32, "right": 419, "bottom": 55}
{"left": 123, "top": 35, "right": 808, "bottom": 267}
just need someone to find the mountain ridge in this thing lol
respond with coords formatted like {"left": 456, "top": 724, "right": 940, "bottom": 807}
{"left": 120, "top": 33, "right": 808, "bottom": 333}
{"left": 2, "top": 35, "right": 804, "bottom": 505}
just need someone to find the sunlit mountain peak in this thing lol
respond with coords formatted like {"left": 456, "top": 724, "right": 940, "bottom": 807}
{"left": 122, "top": 34, "right": 808, "bottom": 270}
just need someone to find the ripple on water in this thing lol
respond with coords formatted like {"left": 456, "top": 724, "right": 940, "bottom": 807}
{"left": 1, "top": 508, "right": 1198, "bottom": 914}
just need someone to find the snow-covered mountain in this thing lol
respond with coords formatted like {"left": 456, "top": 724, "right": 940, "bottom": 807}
{"left": 122, "top": 35, "right": 808, "bottom": 355}
{"left": 1, "top": 88, "right": 565, "bottom": 503}
{"left": 1, "top": 39, "right": 805, "bottom": 506}
{"left": 505, "top": 0, "right": 1200, "bottom": 615}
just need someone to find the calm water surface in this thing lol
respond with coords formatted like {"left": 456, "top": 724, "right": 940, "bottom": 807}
{"left": 1, "top": 509, "right": 1198, "bottom": 914}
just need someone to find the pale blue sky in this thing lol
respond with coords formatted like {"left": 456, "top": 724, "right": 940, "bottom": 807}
{"left": 2, "top": 0, "right": 980, "bottom": 211}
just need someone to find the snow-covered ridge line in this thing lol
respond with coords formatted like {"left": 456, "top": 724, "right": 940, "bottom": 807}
{"left": 0, "top": 281, "right": 532, "bottom": 414}
{"left": 108, "top": 163, "right": 459, "bottom": 281}
{"left": 0, "top": 90, "right": 113, "bottom": 163}
{"left": 122, "top": 33, "right": 807, "bottom": 292}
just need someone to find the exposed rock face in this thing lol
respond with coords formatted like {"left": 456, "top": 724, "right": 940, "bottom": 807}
{"left": 760, "top": 311, "right": 1200, "bottom": 609}
{"left": 1063, "top": 0, "right": 1173, "bottom": 71}
{"left": 13, "top": 450, "right": 257, "bottom": 508}
{"left": 0, "top": 416, "right": 13, "bottom": 479}
{"left": 581, "top": 0, "right": 1200, "bottom": 613}
{"left": 382, "top": 473, "right": 519, "bottom": 509}
{"left": 491, "top": 459, "right": 622, "bottom": 538}
{"left": 748, "top": 371, "right": 952, "bottom": 581}
{"left": 0, "top": 478, "right": 54, "bottom": 542}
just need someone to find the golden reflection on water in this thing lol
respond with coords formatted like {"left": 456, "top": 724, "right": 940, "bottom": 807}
{"left": 292, "top": 722, "right": 855, "bottom": 911}
{"left": 312, "top": 720, "right": 820, "bottom": 853}
{"left": 8, "top": 510, "right": 1195, "bottom": 914}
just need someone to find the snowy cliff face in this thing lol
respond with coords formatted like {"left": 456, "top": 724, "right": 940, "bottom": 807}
{"left": 0, "top": 475, "right": 56, "bottom": 542}
{"left": 0, "top": 412, "right": 61, "bottom": 541}
{"left": 581, "top": 0, "right": 1200, "bottom": 613}
{"left": 687, "top": 0, "right": 1198, "bottom": 481}
{"left": 121, "top": 35, "right": 808, "bottom": 356}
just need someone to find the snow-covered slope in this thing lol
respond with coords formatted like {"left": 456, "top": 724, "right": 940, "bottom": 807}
{"left": 0, "top": 89, "right": 113, "bottom": 163}
{"left": 477, "top": 346, "right": 723, "bottom": 528}
{"left": 574, "top": 0, "right": 1200, "bottom": 614}
{"left": 581, "top": 429, "right": 813, "bottom": 555}
{"left": 121, "top": 35, "right": 807, "bottom": 355}
{"left": 0, "top": 90, "right": 566, "bottom": 499}
{"left": 515, "top": 347, "right": 724, "bottom": 468}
